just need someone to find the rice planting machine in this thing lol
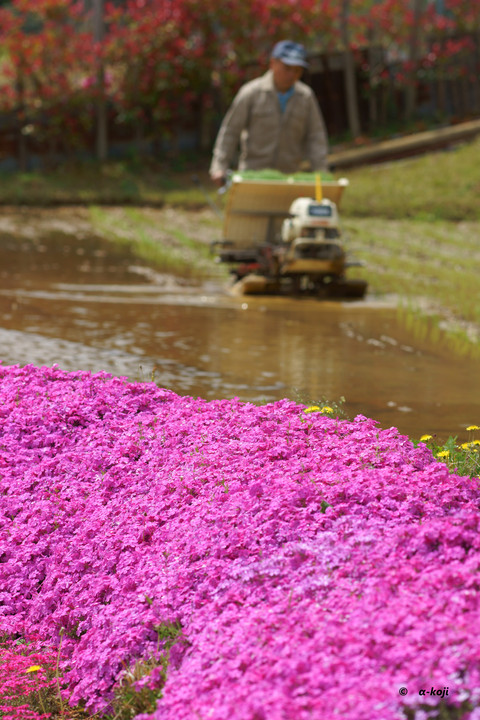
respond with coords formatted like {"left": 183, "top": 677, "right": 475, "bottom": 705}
{"left": 212, "top": 172, "right": 367, "bottom": 298}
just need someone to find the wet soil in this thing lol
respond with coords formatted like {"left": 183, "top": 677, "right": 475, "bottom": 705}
{"left": 1, "top": 205, "right": 479, "bottom": 443}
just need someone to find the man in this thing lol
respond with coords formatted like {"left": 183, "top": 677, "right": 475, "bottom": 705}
{"left": 209, "top": 40, "right": 329, "bottom": 185}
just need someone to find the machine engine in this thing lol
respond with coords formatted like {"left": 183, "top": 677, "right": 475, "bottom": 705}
{"left": 281, "top": 197, "right": 340, "bottom": 243}
{"left": 279, "top": 197, "right": 345, "bottom": 278}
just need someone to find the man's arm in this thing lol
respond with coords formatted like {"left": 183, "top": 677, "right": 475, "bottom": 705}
{"left": 209, "top": 87, "right": 252, "bottom": 183}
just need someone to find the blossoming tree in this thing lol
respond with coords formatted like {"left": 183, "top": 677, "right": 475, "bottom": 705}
{"left": 0, "top": 0, "right": 477, "bottom": 164}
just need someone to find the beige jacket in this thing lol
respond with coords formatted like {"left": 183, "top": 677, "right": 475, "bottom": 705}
{"left": 210, "top": 70, "right": 328, "bottom": 177}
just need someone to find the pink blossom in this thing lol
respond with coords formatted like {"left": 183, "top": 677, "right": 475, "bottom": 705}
{"left": 0, "top": 363, "right": 479, "bottom": 718}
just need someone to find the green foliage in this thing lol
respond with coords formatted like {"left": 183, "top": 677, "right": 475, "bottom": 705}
{"left": 108, "top": 657, "right": 164, "bottom": 720}
{"left": 108, "top": 620, "right": 184, "bottom": 720}
{"left": 402, "top": 698, "right": 474, "bottom": 720}
{"left": 0, "top": 0, "right": 478, "bottom": 164}
{"left": 417, "top": 426, "right": 480, "bottom": 478}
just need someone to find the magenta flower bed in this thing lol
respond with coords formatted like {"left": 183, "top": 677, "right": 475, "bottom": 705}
{"left": 1, "top": 364, "right": 480, "bottom": 720}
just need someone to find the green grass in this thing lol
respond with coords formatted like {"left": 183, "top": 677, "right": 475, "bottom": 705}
{"left": 344, "top": 216, "right": 480, "bottom": 297}
{"left": 416, "top": 427, "right": 480, "bottom": 478}
{"left": 0, "top": 160, "right": 214, "bottom": 207}
{"left": 340, "top": 137, "right": 480, "bottom": 221}
{"left": 343, "top": 215, "right": 480, "bottom": 357}
{"left": 87, "top": 205, "right": 226, "bottom": 280}
{"left": 334, "top": 137, "right": 480, "bottom": 356}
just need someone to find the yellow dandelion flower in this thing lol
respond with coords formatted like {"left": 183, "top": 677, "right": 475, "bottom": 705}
{"left": 467, "top": 425, "right": 480, "bottom": 431}
{"left": 321, "top": 406, "right": 334, "bottom": 414}
{"left": 25, "top": 665, "right": 43, "bottom": 673}
{"left": 437, "top": 450, "right": 450, "bottom": 458}
{"left": 420, "top": 434, "right": 433, "bottom": 442}
{"left": 472, "top": 440, "right": 480, "bottom": 446}
{"left": 461, "top": 442, "right": 472, "bottom": 450}
{"left": 304, "top": 406, "right": 320, "bottom": 413}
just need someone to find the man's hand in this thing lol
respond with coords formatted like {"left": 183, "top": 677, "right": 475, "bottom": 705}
{"left": 210, "top": 172, "right": 227, "bottom": 187}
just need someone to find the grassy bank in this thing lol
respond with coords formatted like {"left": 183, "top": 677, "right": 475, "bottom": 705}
{"left": 341, "top": 137, "right": 480, "bottom": 222}
{"left": 342, "top": 214, "right": 480, "bottom": 352}
{"left": 87, "top": 205, "right": 225, "bottom": 279}
{"left": 0, "top": 136, "right": 477, "bottom": 216}
{"left": 0, "top": 160, "right": 212, "bottom": 207}
{"left": 339, "top": 136, "right": 480, "bottom": 354}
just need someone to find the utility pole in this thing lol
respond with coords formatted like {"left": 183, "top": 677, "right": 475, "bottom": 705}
{"left": 93, "top": 0, "right": 108, "bottom": 162}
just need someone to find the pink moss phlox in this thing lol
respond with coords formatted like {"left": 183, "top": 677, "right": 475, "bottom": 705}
{"left": 0, "top": 363, "right": 479, "bottom": 718}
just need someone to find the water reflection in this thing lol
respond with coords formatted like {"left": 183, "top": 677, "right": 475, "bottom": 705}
{"left": 0, "top": 229, "right": 478, "bottom": 442}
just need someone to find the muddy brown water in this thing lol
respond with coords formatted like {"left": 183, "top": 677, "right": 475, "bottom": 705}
{"left": 0, "top": 214, "right": 478, "bottom": 443}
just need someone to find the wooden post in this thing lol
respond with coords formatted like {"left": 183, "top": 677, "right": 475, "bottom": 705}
{"left": 405, "top": 0, "right": 427, "bottom": 121}
{"left": 340, "top": 0, "right": 361, "bottom": 139}
{"left": 93, "top": 0, "right": 108, "bottom": 162}
{"left": 16, "top": 66, "right": 28, "bottom": 172}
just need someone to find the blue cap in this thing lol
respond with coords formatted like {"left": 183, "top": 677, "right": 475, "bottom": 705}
{"left": 271, "top": 40, "right": 309, "bottom": 69}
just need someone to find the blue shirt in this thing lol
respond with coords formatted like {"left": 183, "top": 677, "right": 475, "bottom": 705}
{"left": 277, "top": 87, "right": 295, "bottom": 113}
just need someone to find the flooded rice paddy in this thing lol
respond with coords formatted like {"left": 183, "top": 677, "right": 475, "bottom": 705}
{"left": 0, "top": 207, "right": 478, "bottom": 443}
